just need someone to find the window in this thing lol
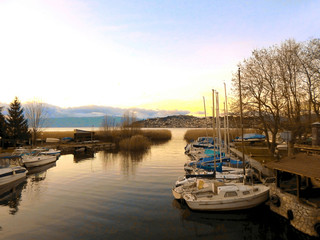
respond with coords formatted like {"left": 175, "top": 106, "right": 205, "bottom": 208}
{"left": 242, "top": 191, "right": 250, "bottom": 195}
{"left": 224, "top": 191, "right": 238, "bottom": 197}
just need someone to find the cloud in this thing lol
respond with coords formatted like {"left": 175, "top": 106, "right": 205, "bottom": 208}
{"left": 41, "top": 104, "right": 190, "bottom": 119}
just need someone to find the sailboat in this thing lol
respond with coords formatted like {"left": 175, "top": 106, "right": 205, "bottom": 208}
{"left": 182, "top": 69, "right": 270, "bottom": 211}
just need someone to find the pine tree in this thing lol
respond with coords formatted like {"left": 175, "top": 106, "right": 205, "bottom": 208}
{"left": 6, "top": 97, "right": 30, "bottom": 146}
{"left": 0, "top": 106, "right": 6, "bottom": 147}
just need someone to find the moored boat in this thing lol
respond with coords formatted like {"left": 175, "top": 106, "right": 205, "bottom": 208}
{"left": 21, "top": 154, "right": 57, "bottom": 168}
{"left": 183, "top": 181, "right": 269, "bottom": 211}
{"left": 40, "top": 148, "right": 61, "bottom": 157}
{"left": 0, "top": 166, "right": 28, "bottom": 187}
{"left": 233, "top": 133, "right": 266, "bottom": 143}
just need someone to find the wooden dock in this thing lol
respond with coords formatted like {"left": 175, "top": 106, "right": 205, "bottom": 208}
{"left": 230, "top": 147, "right": 274, "bottom": 182}
{"left": 295, "top": 144, "right": 320, "bottom": 155}
{"left": 57, "top": 142, "right": 116, "bottom": 154}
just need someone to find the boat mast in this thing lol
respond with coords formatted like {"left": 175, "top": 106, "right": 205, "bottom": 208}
{"left": 216, "top": 92, "right": 221, "bottom": 159}
{"left": 203, "top": 96, "right": 208, "bottom": 138}
{"left": 224, "top": 82, "right": 230, "bottom": 155}
{"left": 238, "top": 68, "right": 246, "bottom": 182}
{"left": 212, "top": 89, "right": 216, "bottom": 172}
{"left": 224, "top": 101, "right": 227, "bottom": 155}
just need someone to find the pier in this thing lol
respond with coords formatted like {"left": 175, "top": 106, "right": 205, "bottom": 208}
{"left": 230, "top": 146, "right": 320, "bottom": 237}
{"left": 54, "top": 142, "right": 116, "bottom": 154}
{"left": 229, "top": 147, "right": 274, "bottom": 182}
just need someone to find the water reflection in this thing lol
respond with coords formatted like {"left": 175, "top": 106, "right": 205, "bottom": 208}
{"left": 150, "top": 139, "right": 171, "bottom": 146}
{"left": 73, "top": 151, "right": 95, "bottom": 163}
{"left": 99, "top": 149, "right": 150, "bottom": 176}
{"left": 0, "top": 178, "right": 26, "bottom": 215}
{"left": 172, "top": 199, "right": 315, "bottom": 240}
{"left": 27, "top": 162, "right": 57, "bottom": 182}
{"left": 119, "top": 150, "right": 150, "bottom": 176}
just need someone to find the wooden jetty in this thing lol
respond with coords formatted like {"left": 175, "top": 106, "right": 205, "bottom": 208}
{"left": 230, "top": 147, "right": 274, "bottom": 182}
{"left": 57, "top": 142, "right": 116, "bottom": 154}
{"left": 295, "top": 144, "right": 320, "bottom": 155}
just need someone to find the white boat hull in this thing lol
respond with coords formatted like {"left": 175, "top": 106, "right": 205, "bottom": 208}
{"left": 183, "top": 184, "right": 269, "bottom": 211}
{"left": 22, "top": 155, "right": 57, "bottom": 168}
{"left": 0, "top": 166, "right": 27, "bottom": 187}
{"left": 41, "top": 149, "right": 61, "bottom": 156}
{"left": 172, "top": 187, "right": 183, "bottom": 200}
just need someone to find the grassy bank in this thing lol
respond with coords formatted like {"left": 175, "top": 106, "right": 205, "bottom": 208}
{"left": 42, "top": 131, "right": 74, "bottom": 139}
{"left": 41, "top": 129, "right": 171, "bottom": 141}
{"left": 39, "top": 129, "right": 171, "bottom": 151}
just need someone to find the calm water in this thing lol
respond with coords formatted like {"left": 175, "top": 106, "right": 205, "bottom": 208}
{"left": 0, "top": 129, "right": 314, "bottom": 240}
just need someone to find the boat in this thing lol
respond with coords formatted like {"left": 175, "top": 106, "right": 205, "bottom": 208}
{"left": 182, "top": 70, "right": 269, "bottom": 211}
{"left": 183, "top": 180, "right": 269, "bottom": 211}
{"left": 0, "top": 166, "right": 28, "bottom": 187}
{"left": 11, "top": 147, "right": 30, "bottom": 157}
{"left": 185, "top": 137, "right": 215, "bottom": 154}
{"left": 175, "top": 172, "right": 244, "bottom": 188}
{"left": 40, "top": 148, "right": 61, "bottom": 157}
{"left": 26, "top": 162, "right": 56, "bottom": 175}
{"left": 21, "top": 153, "right": 57, "bottom": 168}
{"left": 46, "top": 138, "right": 60, "bottom": 143}
{"left": 233, "top": 133, "right": 266, "bottom": 143}
{"left": 276, "top": 142, "right": 288, "bottom": 151}
{"left": 172, "top": 179, "right": 217, "bottom": 200}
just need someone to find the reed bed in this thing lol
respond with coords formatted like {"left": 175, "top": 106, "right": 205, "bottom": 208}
{"left": 41, "top": 129, "right": 171, "bottom": 147}
{"left": 96, "top": 129, "right": 171, "bottom": 142}
{"left": 42, "top": 131, "right": 74, "bottom": 139}
{"left": 141, "top": 129, "right": 172, "bottom": 141}
{"left": 119, "top": 135, "right": 151, "bottom": 151}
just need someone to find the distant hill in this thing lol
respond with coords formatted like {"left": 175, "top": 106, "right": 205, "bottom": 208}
{"left": 136, "top": 115, "right": 207, "bottom": 128}
{"left": 136, "top": 115, "right": 254, "bottom": 128}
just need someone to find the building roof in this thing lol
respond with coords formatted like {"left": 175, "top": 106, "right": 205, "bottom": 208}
{"left": 266, "top": 153, "right": 320, "bottom": 178}
{"left": 74, "top": 129, "right": 94, "bottom": 133}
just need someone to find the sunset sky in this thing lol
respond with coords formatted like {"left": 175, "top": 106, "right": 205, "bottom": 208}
{"left": 0, "top": 0, "right": 319, "bottom": 116}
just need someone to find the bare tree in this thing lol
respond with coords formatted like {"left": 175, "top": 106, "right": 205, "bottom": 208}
{"left": 233, "top": 46, "right": 283, "bottom": 154}
{"left": 121, "top": 110, "right": 141, "bottom": 138}
{"left": 25, "top": 99, "right": 48, "bottom": 146}
{"left": 301, "top": 39, "right": 320, "bottom": 120}
{"left": 231, "top": 39, "right": 318, "bottom": 154}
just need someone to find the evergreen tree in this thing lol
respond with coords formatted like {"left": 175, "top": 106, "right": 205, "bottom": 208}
{"left": 0, "top": 106, "right": 6, "bottom": 147}
{"left": 6, "top": 97, "right": 30, "bottom": 146}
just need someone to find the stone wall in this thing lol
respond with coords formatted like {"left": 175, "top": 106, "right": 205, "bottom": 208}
{"left": 269, "top": 184, "right": 320, "bottom": 237}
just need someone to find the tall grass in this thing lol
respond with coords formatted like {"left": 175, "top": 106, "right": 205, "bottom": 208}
{"left": 119, "top": 135, "right": 151, "bottom": 151}
{"left": 141, "top": 129, "right": 172, "bottom": 141}
{"left": 41, "top": 131, "right": 74, "bottom": 139}
{"left": 96, "top": 129, "right": 171, "bottom": 143}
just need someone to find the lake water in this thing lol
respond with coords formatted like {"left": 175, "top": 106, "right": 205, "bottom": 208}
{"left": 0, "top": 129, "right": 314, "bottom": 240}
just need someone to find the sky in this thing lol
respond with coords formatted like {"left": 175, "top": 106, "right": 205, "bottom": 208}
{"left": 0, "top": 0, "right": 319, "bottom": 117}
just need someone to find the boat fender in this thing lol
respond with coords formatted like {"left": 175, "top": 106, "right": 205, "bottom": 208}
{"left": 287, "top": 210, "right": 293, "bottom": 221}
{"left": 270, "top": 194, "right": 281, "bottom": 207}
{"left": 314, "top": 223, "right": 320, "bottom": 236}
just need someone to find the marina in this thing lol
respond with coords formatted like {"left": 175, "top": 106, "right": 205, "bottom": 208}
{"left": 0, "top": 129, "right": 318, "bottom": 240}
